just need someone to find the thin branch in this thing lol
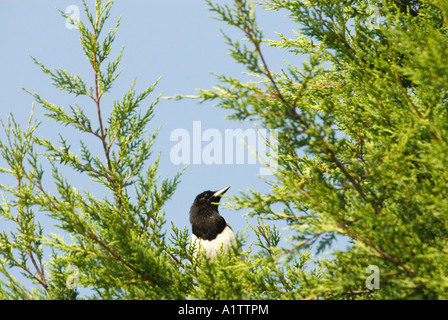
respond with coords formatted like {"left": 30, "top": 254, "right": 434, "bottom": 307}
{"left": 338, "top": 224, "right": 416, "bottom": 275}
{"left": 15, "top": 156, "right": 49, "bottom": 292}
{"left": 280, "top": 232, "right": 324, "bottom": 256}
{"left": 235, "top": 2, "right": 310, "bottom": 129}
{"left": 321, "top": 138, "right": 381, "bottom": 215}
{"left": 394, "top": 70, "right": 422, "bottom": 118}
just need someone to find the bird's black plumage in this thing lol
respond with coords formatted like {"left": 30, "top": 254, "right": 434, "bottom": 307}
{"left": 189, "top": 186, "right": 236, "bottom": 258}
{"left": 190, "top": 189, "right": 228, "bottom": 240}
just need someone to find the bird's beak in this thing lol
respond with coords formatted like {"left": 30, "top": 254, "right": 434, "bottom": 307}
{"left": 212, "top": 186, "right": 230, "bottom": 198}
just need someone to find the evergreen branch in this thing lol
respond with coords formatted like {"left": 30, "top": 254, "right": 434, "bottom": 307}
{"left": 393, "top": 69, "right": 422, "bottom": 119}
{"left": 23, "top": 91, "right": 96, "bottom": 136}
{"left": 338, "top": 224, "right": 416, "bottom": 275}
{"left": 29, "top": 57, "right": 92, "bottom": 98}
{"left": 390, "top": 0, "right": 419, "bottom": 17}
{"left": 235, "top": 0, "right": 310, "bottom": 128}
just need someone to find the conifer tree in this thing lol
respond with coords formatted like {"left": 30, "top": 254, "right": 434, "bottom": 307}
{"left": 184, "top": 0, "right": 448, "bottom": 299}
{"left": 2, "top": 0, "right": 447, "bottom": 301}
{"left": 0, "top": 0, "right": 187, "bottom": 299}
{"left": 0, "top": 0, "right": 321, "bottom": 301}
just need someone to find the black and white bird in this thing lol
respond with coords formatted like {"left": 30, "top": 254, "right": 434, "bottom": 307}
{"left": 189, "top": 186, "right": 237, "bottom": 259}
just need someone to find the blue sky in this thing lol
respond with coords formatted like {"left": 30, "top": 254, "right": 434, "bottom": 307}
{"left": 0, "top": 0, "right": 347, "bottom": 291}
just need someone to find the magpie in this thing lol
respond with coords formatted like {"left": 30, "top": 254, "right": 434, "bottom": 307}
{"left": 189, "top": 186, "right": 237, "bottom": 259}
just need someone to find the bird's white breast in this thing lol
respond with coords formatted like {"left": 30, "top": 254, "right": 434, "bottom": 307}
{"left": 191, "top": 225, "right": 236, "bottom": 259}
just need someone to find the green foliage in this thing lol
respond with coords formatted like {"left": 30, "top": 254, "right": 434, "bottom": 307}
{"left": 0, "top": 0, "right": 321, "bottom": 301}
{"left": 0, "top": 0, "right": 187, "bottom": 299}
{"left": 2, "top": 0, "right": 447, "bottom": 300}
{"left": 184, "top": 0, "right": 448, "bottom": 299}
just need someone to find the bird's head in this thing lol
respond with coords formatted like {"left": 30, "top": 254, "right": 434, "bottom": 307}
{"left": 191, "top": 186, "right": 230, "bottom": 214}
{"left": 189, "top": 186, "right": 231, "bottom": 242}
